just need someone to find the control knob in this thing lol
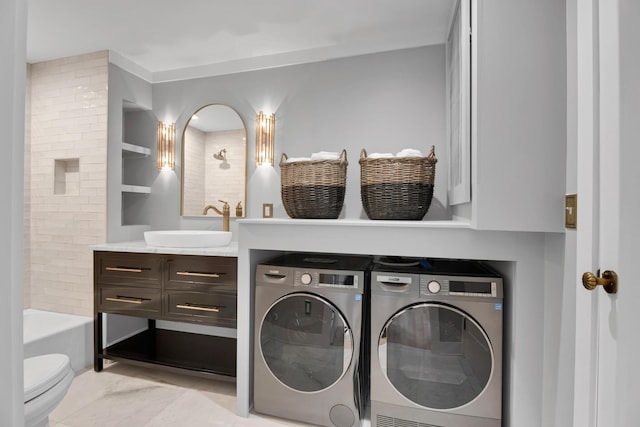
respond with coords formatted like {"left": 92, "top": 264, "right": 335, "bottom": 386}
{"left": 300, "top": 273, "right": 313, "bottom": 285}
{"left": 427, "top": 280, "right": 441, "bottom": 294}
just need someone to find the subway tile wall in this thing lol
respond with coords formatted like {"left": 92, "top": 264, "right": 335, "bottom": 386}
{"left": 204, "top": 129, "right": 246, "bottom": 212}
{"left": 182, "top": 126, "right": 206, "bottom": 216}
{"left": 24, "top": 65, "right": 32, "bottom": 308}
{"left": 183, "top": 127, "right": 246, "bottom": 216}
{"left": 25, "top": 51, "right": 109, "bottom": 317}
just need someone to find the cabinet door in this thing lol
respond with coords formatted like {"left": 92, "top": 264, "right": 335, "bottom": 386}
{"left": 446, "top": 0, "right": 471, "bottom": 205}
{"left": 471, "top": 0, "right": 565, "bottom": 231}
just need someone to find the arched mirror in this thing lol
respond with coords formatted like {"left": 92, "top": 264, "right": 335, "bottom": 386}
{"left": 181, "top": 104, "right": 247, "bottom": 217}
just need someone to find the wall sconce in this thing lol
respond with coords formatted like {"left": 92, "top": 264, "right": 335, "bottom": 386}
{"left": 256, "top": 111, "right": 275, "bottom": 166}
{"left": 157, "top": 122, "right": 175, "bottom": 171}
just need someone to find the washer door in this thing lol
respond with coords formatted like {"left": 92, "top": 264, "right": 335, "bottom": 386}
{"left": 379, "top": 302, "right": 493, "bottom": 409}
{"left": 260, "top": 292, "right": 353, "bottom": 392}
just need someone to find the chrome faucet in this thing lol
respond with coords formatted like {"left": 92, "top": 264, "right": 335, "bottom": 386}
{"left": 203, "top": 200, "right": 230, "bottom": 232}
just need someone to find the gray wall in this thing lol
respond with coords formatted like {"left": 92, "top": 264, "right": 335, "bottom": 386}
{"left": 0, "top": 0, "right": 26, "bottom": 424}
{"left": 148, "top": 46, "right": 448, "bottom": 234}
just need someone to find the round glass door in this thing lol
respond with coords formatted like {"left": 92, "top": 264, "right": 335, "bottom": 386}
{"left": 260, "top": 293, "right": 353, "bottom": 392}
{"left": 379, "top": 303, "right": 493, "bottom": 409}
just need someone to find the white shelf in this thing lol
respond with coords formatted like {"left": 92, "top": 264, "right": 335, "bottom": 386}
{"left": 238, "top": 218, "right": 472, "bottom": 229}
{"left": 122, "top": 142, "right": 151, "bottom": 158}
{"left": 121, "top": 184, "right": 151, "bottom": 194}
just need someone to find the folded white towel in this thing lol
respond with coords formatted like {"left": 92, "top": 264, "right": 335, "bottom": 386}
{"left": 285, "top": 157, "right": 311, "bottom": 163}
{"left": 311, "top": 151, "right": 340, "bottom": 160}
{"left": 396, "top": 148, "right": 424, "bottom": 157}
{"left": 368, "top": 152, "right": 394, "bottom": 159}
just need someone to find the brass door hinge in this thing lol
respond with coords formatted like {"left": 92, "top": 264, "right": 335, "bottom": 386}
{"left": 565, "top": 194, "right": 577, "bottom": 228}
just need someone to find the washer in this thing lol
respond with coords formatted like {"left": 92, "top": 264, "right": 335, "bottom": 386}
{"left": 254, "top": 252, "right": 372, "bottom": 427}
{"left": 370, "top": 257, "right": 503, "bottom": 427}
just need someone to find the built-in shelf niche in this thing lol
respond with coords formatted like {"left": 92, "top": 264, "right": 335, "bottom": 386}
{"left": 54, "top": 158, "right": 80, "bottom": 195}
{"left": 122, "top": 142, "right": 151, "bottom": 158}
{"left": 120, "top": 101, "right": 156, "bottom": 226}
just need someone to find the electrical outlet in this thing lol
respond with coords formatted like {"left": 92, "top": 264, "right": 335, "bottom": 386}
{"left": 262, "top": 203, "right": 273, "bottom": 218}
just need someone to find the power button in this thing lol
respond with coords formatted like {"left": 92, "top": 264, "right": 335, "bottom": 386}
{"left": 300, "top": 273, "right": 312, "bottom": 285}
{"left": 427, "top": 280, "right": 441, "bottom": 294}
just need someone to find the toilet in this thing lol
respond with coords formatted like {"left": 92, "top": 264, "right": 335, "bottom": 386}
{"left": 24, "top": 354, "right": 74, "bottom": 427}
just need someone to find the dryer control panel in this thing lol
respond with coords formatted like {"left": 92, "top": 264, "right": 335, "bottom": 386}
{"left": 419, "top": 275, "right": 499, "bottom": 298}
{"left": 371, "top": 271, "right": 502, "bottom": 300}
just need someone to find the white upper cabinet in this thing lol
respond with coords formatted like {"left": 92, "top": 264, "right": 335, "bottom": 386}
{"left": 463, "top": 0, "right": 566, "bottom": 232}
{"left": 446, "top": 0, "right": 472, "bottom": 206}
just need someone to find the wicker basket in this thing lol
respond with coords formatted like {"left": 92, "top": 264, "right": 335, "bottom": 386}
{"left": 280, "top": 149, "right": 348, "bottom": 219}
{"left": 359, "top": 146, "right": 437, "bottom": 220}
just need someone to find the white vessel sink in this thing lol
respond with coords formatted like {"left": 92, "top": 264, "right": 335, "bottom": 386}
{"left": 144, "top": 230, "right": 232, "bottom": 248}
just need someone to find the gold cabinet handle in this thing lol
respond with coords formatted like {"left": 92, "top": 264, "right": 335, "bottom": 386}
{"left": 105, "top": 296, "right": 146, "bottom": 305}
{"left": 176, "top": 271, "right": 221, "bottom": 278}
{"left": 582, "top": 270, "right": 618, "bottom": 294}
{"left": 105, "top": 267, "right": 143, "bottom": 273}
{"left": 176, "top": 303, "right": 220, "bottom": 313}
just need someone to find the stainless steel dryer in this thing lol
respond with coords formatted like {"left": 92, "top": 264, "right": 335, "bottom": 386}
{"left": 370, "top": 258, "right": 503, "bottom": 427}
{"left": 254, "top": 252, "right": 372, "bottom": 427}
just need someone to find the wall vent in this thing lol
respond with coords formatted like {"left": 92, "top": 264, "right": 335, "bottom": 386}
{"left": 377, "top": 414, "right": 441, "bottom": 427}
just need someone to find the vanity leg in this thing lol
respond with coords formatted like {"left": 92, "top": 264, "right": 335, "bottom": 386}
{"left": 94, "top": 311, "right": 103, "bottom": 372}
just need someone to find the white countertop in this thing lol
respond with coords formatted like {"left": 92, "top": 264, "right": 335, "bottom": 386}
{"left": 90, "top": 241, "right": 239, "bottom": 257}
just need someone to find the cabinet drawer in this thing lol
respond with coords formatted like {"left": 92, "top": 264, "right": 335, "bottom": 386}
{"left": 95, "top": 252, "right": 161, "bottom": 287}
{"left": 165, "top": 291, "right": 237, "bottom": 327}
{"left": 98, "top": 286, "right": 161, "bottom": 317}
{"left": 166, "top": 256, "right": 237, "bottom": 289}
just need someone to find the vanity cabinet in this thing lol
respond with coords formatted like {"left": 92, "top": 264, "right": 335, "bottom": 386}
{"left": 93, "top": 251, "right": 237, "bottom": 378}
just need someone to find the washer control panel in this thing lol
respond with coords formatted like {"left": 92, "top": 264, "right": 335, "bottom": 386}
{"left": 293, "top": 269, "right": 361, "bottom": 289}
{"left": 419, "top": 275, "right": 499, "bottom": 298}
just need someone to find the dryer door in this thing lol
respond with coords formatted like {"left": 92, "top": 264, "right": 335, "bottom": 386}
{"left": 259, "top": 292, "right": 353, "bottom": 392}
{"left": 379, "top": 302, "right": 492, "bottom": 409}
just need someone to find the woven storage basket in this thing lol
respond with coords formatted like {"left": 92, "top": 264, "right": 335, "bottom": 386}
{"left": 359, "top": 146, "right": 437, "bottom": 220}
{"left": 280, "top": 149, "right": 348, "bottom": 219}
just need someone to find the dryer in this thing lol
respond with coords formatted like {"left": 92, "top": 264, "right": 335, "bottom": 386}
{"left": 370, "top": 258, "right": 503, "bottom": 427}
{"left": 254, "top": 252, "right": 372, "bottom": 427}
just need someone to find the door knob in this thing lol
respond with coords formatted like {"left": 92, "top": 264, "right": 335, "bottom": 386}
{"left": 582, "top": 270, "right": 618, "bottom": 294}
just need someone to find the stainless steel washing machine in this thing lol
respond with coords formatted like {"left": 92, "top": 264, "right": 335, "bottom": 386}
{"left": 370, "top": 257, "right": 503, "bottom": 427}
{"left": 254, "top": 252, "right": 372, "bottom": 427}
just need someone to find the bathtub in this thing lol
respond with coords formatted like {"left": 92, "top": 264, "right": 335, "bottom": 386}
{"left": 23, "top": 308, "right": 93, "bottom": 372}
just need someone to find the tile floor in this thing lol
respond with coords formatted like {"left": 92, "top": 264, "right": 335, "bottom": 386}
{"left": 50, "top": 362, "right": 313, "bottom": 427}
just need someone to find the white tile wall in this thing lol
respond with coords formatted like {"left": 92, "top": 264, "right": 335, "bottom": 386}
{"left": 182, "top": 126, "right": 206, "bottom": 216}
{"left": 24, "top": 65, "right": 32, "bottom": 308}
{"left": 204, "top": 129, "right": 246, "bottom": 211}
{"left": 25, "top": 51, "right": 109, "bottom": 317}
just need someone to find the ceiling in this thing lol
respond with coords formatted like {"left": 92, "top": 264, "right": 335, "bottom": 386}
{"left": 27, "top": 0, "right": 455, "bottom": 82}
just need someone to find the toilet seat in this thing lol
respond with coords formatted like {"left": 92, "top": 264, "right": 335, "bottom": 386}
{"left": 24, "top": 354, "right": 71, "bottom": 402}
{"left": 24, "top": 354, "right": 74, "bottom": 427}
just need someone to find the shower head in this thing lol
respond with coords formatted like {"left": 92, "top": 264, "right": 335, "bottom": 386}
{"left": 213, "top": 149, "right": 227, "bottom": 161}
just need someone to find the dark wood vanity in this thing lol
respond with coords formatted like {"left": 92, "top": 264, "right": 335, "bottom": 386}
{"left": 93, "top": 251, "right": 237, "bottom": 379}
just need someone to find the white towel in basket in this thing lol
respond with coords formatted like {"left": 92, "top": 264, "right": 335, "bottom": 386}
{"left": 285, "top": 157, "right": 311, "bottom": 163}
{"left": 311, "top": 151, "right": 340, "bottom": 160}
{"left": 368, "top": 152, "right": 395, "bottom": 159}
{"left": 396, "top": 148, "right": 424, "bottom": 157}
